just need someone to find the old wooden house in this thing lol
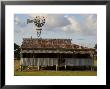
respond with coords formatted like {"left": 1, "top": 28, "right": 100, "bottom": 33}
{"left": 20, "top": 38, "right": 95, "bottom": 71}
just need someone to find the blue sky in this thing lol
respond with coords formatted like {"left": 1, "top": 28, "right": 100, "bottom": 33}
{"left": 14, "top": 14, "right": 97, "bottom": 48}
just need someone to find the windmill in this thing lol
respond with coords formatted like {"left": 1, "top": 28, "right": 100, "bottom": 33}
{"left": 27, "top": 16, "right": 46, "bottom": 37}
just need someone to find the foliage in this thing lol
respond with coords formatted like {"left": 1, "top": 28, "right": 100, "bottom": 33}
{"left": 14, "top": 43, "right": 20, "bottom": 59}
{"left": 94, "top": 44, "right": 97, "bottom": 49}
{"left": 94, "top": 44, "right": 97, "bottom": 54}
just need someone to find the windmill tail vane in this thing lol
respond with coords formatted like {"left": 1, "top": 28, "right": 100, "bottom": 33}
{"left": 27, "top": 19, "right": 34, "bottom": 24}
{"left": 27, "top": 16, "right": 46, "bottom": 38}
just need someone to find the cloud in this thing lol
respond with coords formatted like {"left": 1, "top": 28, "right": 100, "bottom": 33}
{"left": 14, "top": 16, "right": 27, "bottom": 27}
{"left": 27, "top": 14, "right": 97, "bottom": 36}
{"left": 61, "top": 16, "right": 81, "bottom": 32}
{"left": 85, "top": 15, "right": 97, "bottom": 30}
{"left": 62, "top": 14, "right": 97, "bottom": 36}
{"left": 14, "top": 16, "right": 20, "bottom": 25}
{"left": 82, "top": 14, "right": 97, "bottom": 35}
{"left": 46, "top": 14, "right": 70, "bottom": 28}
{"left": 29, "top": 14, "right": 70, "bottom": 31}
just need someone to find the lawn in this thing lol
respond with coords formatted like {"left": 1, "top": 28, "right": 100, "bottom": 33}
{"left": 14, "top": 71, "right": 97, "bottom": 76}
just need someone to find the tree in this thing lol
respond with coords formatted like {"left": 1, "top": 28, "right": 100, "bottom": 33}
{"left": 94, "top": 44, "right": 97, "bottom": 54}
{"left": 94, "top": 44, "right": 97, "bottom": 49}
{"left": 14, "top": 43, "right": 20, "bottom": 60}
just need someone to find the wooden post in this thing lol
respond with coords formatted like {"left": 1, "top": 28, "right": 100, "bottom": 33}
{"left": 65, "top": 59, "right": 66, "bottom": 70}
{"left": 91, "top": 52, "right": 94, "bottom": 71}
{"left": 37, "top": 58, "right": 39, "bottom": 71}
{"left": 32, "top": 49, "right": 34, "bottom": 68}
{"left": 65, "top": 65, "right": 66, "bottom": 70}
{"left": 92, "top": 53, "right": 94, "bottom": 71}
{"left": 20, "top": 52, "right": 23, "bottom": 71}
{"left": 38, "top": 66, "right": 39, "bottom": 71}
{"left": 20, "top": 65, "right": 22, "bottom": 71}
{"left": 91, "top": 66, "right": 92, "bottom": 71}
{"left": 56, "top": 54, "right": 58, "bottom": 71}
{"left": 56, "top": 58, "right": 58, "bottom": 71}
{"left": 56, "top": 64, "right": 58, "bottom": 71}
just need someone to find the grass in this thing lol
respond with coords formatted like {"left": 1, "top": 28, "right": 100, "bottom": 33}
{"left": 14, "top": 60, "right": 20, "bottom": 71}
{"left": 14, "top": 71, "right": 97, "bottom": 76}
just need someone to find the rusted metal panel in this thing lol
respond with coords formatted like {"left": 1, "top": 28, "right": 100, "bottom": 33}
{"left": 21, "top": 49, "right": 73, "bottom": 53}
{"left": 20, "top": 58, "right": 93, "bottom": 66}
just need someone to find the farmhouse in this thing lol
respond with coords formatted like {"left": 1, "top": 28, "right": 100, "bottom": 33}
{"left": 20, "top": 38, "right": 95, "bottom": 71}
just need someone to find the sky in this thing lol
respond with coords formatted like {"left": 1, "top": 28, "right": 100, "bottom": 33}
{"left": 14, "top": 14, "right": 97, "bottom": 48}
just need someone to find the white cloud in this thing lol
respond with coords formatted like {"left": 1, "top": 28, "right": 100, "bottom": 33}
{"left": 29, "top": 14, "right": 70, "bottom": 31}
{"left": 61, "top": 16, "right": 81, "bottom": 33}
{"left": 61, "top": 14, "right": 97, "bottom": 36}
{"left": 22, "top": 14, "right": 97, "bottom": 36}
{"left": 85, "top": 14, "right": 97, "bottom": 30}
{"left": 14, "top": 16, "right": 27, "bottom": 27}
{"left": 14, "top": 16, "right": 20, "bottom": 25}
{"left": 82, "top": 14, "right": 97, "bottom": 35}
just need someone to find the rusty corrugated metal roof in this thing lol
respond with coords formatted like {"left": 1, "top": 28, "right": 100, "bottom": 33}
{"left": 21, "top": 38, "right": 94, "bottom": 51}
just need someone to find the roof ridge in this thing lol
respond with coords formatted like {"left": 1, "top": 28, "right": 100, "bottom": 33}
{"left": 23, "top": 38, "right": 72, "bottom": 40}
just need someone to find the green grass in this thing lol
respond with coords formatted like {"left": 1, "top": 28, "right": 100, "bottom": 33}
{"left": 14, "top": 71, "right": 97, "bottom": 76}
